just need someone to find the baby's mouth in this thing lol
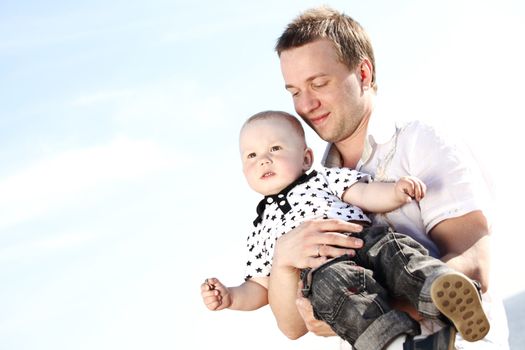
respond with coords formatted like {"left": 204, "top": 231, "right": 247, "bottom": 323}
{"left": 261, "top": 172, "right": 275, "bottom": 179}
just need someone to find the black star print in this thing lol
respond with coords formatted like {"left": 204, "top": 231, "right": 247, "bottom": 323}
{"left": 247, "top": 261, "right": 252, "bottom": 266}
{"left": 271, "top": 215, "right": 277, "bottom": 221}
{"left": 256, "top": 268, "right": 263, "bottom": 273}
{"left": 256, "top": 253, "right": 262, "bottom": 259}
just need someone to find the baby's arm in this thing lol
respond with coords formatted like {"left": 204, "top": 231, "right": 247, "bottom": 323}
{"left": 342, "top": 176, "right": 426, "bottom": 213}
{"left": 200, "top": 277, "right": 268, "bottom": 311}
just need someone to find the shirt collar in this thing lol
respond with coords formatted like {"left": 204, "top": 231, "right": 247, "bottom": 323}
{"left": 253, "top": 170, "right": 317, "bottom": 226}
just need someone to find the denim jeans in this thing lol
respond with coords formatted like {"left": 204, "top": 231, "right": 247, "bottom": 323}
{"left": 302, "top": 225, "right": 452, "bottom": 350}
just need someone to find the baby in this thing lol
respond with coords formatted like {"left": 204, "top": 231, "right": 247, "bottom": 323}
{"left": 200, "top": 110, "right": 489, "bottom": 349}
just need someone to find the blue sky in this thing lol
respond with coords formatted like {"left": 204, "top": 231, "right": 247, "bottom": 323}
{"left": 1, "top": 1, "right": 524, "bottom": 349}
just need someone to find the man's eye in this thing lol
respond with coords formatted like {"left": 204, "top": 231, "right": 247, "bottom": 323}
{"left": 312, "top": 81, "right": 327, "bottom": 88}
{"left": 247, "top": 153, "right": 256, "bottom": 159}
{"left": 288, "top": 89, "right": 300, "bottom": 97}
{"left": 270, "top": 146, "right": 282, "bottom": 152}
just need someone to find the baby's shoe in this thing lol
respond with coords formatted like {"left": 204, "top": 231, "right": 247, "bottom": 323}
{"left": 430, "top": 272, "right": 490, "bottom": 342}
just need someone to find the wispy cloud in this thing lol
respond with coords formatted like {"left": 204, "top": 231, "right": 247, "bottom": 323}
{"left": 69, "top": 89, "right": 134, "bottom": 107}
{"left": 0, "top": 230, "right": 99, "bottom": 262}
{"left": 70, "top": 80, "right": 228, "bottom": 131}
{"left": 0, "top": 137, "right": 179, "bottom": 230}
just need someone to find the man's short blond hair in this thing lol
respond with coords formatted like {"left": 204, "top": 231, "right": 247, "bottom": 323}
{"left": 275, "top": 6, "right": 377, "bottom": 91}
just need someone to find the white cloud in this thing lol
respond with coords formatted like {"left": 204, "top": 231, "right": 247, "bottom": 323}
{"left": 69, "top": 89, "right": 134, "bottom": 107}
{"left": 112, "top": 80, "right": 228, "bottom": 129}
{"left": 70, "top": 80, "right": 228, "bottom": 131}
{"left": 0, "top": 230, "right": 99, "bottom": 262}
{"left": 0, "top": 136, "right": 180, "bottom": 229}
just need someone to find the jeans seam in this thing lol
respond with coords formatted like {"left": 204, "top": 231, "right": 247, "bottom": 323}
{"left": 392, "top": 232, "right": 425, "bottom": 286}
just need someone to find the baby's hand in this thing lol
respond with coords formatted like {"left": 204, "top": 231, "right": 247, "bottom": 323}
{"left": 395, "top": 176, "right": 426, "bottom": 203}
{"left": 200, "top": 277, "right": 232, "bottom": 311}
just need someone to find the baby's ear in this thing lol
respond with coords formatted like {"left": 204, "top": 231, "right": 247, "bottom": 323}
{"left": 303, "top": 147, "right": 314, "bottom": 170}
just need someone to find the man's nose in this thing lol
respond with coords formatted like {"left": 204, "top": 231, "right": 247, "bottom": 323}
{"left": 295, "top": 90, "right": 320, "bottom": 115}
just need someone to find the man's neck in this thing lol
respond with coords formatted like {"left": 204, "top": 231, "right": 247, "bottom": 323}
{"left": 335, "top": 115, "right": 370, "bottom": 169}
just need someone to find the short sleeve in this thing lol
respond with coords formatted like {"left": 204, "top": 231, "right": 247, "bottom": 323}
{"left": 320, "top": 167, "right": 371, "bottom": 199}
{"left": 403, "top": 122, "right": 491, "bottom": 232}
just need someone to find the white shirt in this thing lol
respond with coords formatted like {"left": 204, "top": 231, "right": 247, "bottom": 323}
{"left": 324, "top": 116, "right": 509, "bottom": 349}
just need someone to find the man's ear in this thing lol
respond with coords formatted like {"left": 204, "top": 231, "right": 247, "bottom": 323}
{"left": 359, "top": 58, "right": 373, "bottom": 91}
{"left": 303, "top": 147, "right": 314, "bottom": 171}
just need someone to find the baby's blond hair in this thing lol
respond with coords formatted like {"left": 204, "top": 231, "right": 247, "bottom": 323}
{"left": 241, "top": 110, "right": 306, "bottom": 146}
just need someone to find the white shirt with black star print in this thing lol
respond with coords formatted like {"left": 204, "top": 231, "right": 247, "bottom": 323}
{"left": 244, "top": 166, "right": 371, "bottom": 281}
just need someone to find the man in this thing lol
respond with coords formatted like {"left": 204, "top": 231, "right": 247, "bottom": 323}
{"left": 267, "top": 6, "right": 509, "bottom": 350}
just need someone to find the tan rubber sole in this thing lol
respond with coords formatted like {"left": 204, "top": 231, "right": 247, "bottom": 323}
{"left": 430, "top": 272, "right": 490, "bottom": 342}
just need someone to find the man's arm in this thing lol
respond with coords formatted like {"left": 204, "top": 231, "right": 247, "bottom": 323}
{"left": 268, "top": 264, "right": 308, "bottom": 339}
{"left": 386, "top": 210, "right": 491, "bottom": 321}
{"left": 268, "top": 219, "right": 364, "bottom": 339}
{"left": 429, "top": 210, "right": 491, "bottom": 292}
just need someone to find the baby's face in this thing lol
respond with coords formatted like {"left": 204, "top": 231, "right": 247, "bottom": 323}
{"left": 239, "top": 117, "right": 309, "bottom": 196}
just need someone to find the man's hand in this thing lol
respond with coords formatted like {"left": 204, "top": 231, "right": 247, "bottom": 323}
{"left": 272, "top": 219, "right": 364, "bottom": 270}
{"left": 295, "top": 280, "right": 337, "bottom": 337}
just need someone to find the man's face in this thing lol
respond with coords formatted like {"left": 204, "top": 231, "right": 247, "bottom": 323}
{"left": 280, "top": 39, "right": 367, "bottom": 144}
